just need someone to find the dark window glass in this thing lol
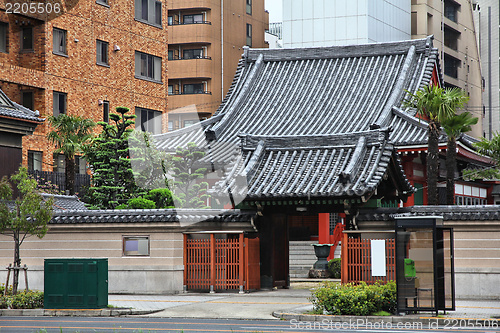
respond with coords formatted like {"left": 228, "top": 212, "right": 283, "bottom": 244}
{"left": 246, "top": 0, "right": 252, "bottom": 15}
{"left": 135, "top": 51, "right": 162, "bottom": 82}
{"left": 183, "top": 49, "right": 203, "bottom": 59}
{"left": 444, "top": 54, "right": 460, "bottom": 78}
{"left": 183, "top": 14, "right": 203, "bottom": 24}
{"left": 103, "top": 100, "right": 109, "bottom": 123}
{"left": 96, "top": 40, "right": 109, "bottom": 65}
{"left": 0, "top": 22, "right": 7, "bottom": 53}
{"left": 28, "top": 150, "right": 42, "bottom": 171}
{"left": 22, "top": 27, "right": 33, "bottom": 50}
{"left": 135, "top": 107, "right": 162, "bottom": 134}
{"left": 75, "top": 155, "right": 86, "bottom": 174}
{"left": 183, "top": 83, "right": 204, "bottom": 94}
{"left": 168, "top": 15, "right": 173, "bottom": 25}
{"left": 96, "top": 0, "right": 108, "bottom": 5}
{"left": 135, "top": 0, "right": 162, "bottom": 27}
{"left": 21, "top": 91, "right": 34, "bottom": 110}
{"left": 168, "top": 50, "right": 173, "bottom": 60}
{"left": 53, "top": 91, "right": 67, "bottom": 117}
{"left": 246, "top": 24, "right": 252, "bottom": 47}
{"left": 444, "top": 26, "right": 460, "bottom": 50}
{"left": 444, "top": 1, "right": 458, "bottom": 22}
{"left": 53, "top": 154, "right": 65, "bottom": 173}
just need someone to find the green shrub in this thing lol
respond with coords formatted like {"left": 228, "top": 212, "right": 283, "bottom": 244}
{"left": 144, "top": 189, "right": 175, "bottom": 208}
{"left": 0, "top": 290, "right": 44, "bottom": 309}
{"left": 328, "top": 258, "right": 341, "bottom": 279}
{"left": 311, "top": 281, "right": 396, "bottom": 315}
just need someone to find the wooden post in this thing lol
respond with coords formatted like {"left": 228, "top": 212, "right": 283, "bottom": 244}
{"left": 341, "top": 232, "right": 348, "bottom": 284}
{"left": 4, "top": 264, "right": 11, "bottom": 295}
{"left": 210, "top": 233, "right": 215, "bottom": 293}
{"left": 239, "top": 233, "right": 244, "bottom": 293}
{"left": 183, "top": 234, "right": 187, "bottom": 291}
{"left": 318, "top": 213, "right": 330, "bottom": 244}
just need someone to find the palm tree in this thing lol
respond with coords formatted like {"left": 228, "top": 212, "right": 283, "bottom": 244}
{"left": 442, "top": 112, "right": 478, "bottom": 205}
{"left": 48, "top": 114, "right": 95, "bottom": 195}
{"left": 404, "top": 85, "right": 469, "bottom": 205}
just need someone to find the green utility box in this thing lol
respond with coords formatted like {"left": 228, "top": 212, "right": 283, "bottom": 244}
{"left": 44, "top": 258, "right": 108, "bottom": 309}
{"left": 404, "top": 258, "right": 416, "bottom": 278}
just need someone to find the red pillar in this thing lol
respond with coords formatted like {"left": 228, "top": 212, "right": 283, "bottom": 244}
{"left": 318, "top": 213, "right": 330, "bottom": 244}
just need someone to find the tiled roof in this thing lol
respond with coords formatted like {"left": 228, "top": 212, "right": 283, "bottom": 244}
{"left": 0, "top": 89, "right": 43, "bottom": 123}
{"left": 357, "top": 206, "right": 500, "bottom": 221}
{"left": 209, "top": 128, "right": 412, "bottom": 199}
{"left": 50, "top": 209, "right": 255, "bottom": 224}
{"left": 41, "top": 194, "right": 88, "bottom": 211}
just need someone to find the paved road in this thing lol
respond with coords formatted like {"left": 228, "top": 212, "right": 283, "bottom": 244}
{"left": 2, "top": 316, "right": 500, "bottom": 333}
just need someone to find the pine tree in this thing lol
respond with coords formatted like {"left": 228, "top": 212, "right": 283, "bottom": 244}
{"left": 84, "top": 107, "right": 145, "bottom": 209}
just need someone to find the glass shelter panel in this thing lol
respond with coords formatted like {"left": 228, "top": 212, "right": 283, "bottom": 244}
{"left": 396, "top": 229, "right": 435, "bottom": 311}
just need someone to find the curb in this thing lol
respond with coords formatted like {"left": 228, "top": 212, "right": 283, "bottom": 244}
{"left": 272, "top": 312, "right": 500, "bottom": 327}
{"left": 0, "top": 308, "right": 160, "bottom": 317}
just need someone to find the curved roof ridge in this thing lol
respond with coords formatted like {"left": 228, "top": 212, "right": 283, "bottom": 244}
{"left": 244, "top": 37, "right": 432, "bottom": 63}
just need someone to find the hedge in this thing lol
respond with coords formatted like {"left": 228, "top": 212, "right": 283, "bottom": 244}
{"left": 311, "top": 281, "right": 396, "bottom": 315}
{"left": 0, "top": 285, "right": 44, "bottom": 309}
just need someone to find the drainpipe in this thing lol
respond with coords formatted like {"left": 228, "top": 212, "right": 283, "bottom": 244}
{"left": 221, "top": 0, "right": 224, "bottom": 101}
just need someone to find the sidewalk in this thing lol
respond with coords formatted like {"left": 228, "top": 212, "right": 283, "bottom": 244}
{"left": 106, "top": 283, "right": 500, "bottom": 321}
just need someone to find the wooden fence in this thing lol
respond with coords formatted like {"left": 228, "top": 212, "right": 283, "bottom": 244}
{"left": 184, "top": 234, "right": 260, "bottom": 291}
{"left": 341, "top": 233, "right": 395, "bottom": 284}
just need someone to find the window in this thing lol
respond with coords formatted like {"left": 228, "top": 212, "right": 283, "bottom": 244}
{"left": 444, "top": 26, "right": 460, "bottom": 50}
{"left": 183, "top": 49, "right": 203, "bottom": 59}
{"left": 183, "top": 83, "right": 204, "bottom": 94}
{"left": 246, "top": 0, "right": 252, "bottom": 15}
{"left": 444, "top": 54, "right": 460, "bottom": 78}
{"left": 444, "top": 0, "right": 459, "bottom": 22}
{"left": 183, "top": 119, "right": 197, "bottom": 127}
{"left": 168, "top": 121, "right": 173, "bottom": 131}
{"left": 102, "top": 100, "right": 109, "bottom": 123}
{"left": 168, "top": 85, "right": 173, "bottom": 95}
{"left": 53, "top": 154, "right": 65, "bottom": 173}
{"left": 96, "top": 40, "right": 109, "bottom": 66}
{"left": 21, "top": 91, "right": 34, "bottom": 110}
{"left": 183, "top": 14, "right": 203, "bottom": 24}
{"left": 96, "top": 0, "right": 108, "bottom": 6}
{"left": 75, "top": 155, "right": 87, "bottom": 174}
{"left": 53, "top": 28, "right": 67, "bottom": 55}
{"left": 28, "top": 151, "right": 42, "bottom": 171}
{"left": 135, "top": 0, "right": 162, "bottom": 27}
{"left": 0, "top": 22, "right": 7, "bottom": 53}
{"left": 21, "top": 27, "right": 33, "bottom": 50}
{"left": 53, "top": 91, "right": 67, "bottom": 117}
{"left": 246, "top": 24, "right": 252, "bottom": 47}
{"left": 168, "top": 15, "right": 173, "bottom": 25}
{"left": 135, "top": 51, "right": 162, "bottom": 82}
{"left": 123, "top": 236, "right": 150, "bottom": 256}
{"left": 135, "top": 107, "right": 162, "bottom": 134}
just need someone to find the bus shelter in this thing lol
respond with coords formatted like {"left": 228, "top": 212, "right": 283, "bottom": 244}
{"left": 395, "top": 216, "right": 455, "bottom": 315}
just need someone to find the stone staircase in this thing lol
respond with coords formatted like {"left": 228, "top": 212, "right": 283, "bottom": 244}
{"left": 289, "top": 240, "right": 341, "bottom": 278}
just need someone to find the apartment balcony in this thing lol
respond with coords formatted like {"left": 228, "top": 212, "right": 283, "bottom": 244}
{"left": 168, "top": 57, "right": 212, "bottom": 79}
{"left": 168, "top": 92, "right": 214, "bottom": 115}
{"left": 168, "top": 0, "right": 211, "bottom": 10}
{"left": 168, "top": 22, "right": 213, "bottom": 44}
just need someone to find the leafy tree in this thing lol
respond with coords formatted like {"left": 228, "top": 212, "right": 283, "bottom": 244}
{"left": 0, "top": 167, "right": 53, "bottom": 294}
{"left": 442, "top": 112, "right": 478, "bottom": 205}
{"left": 143, "top": 188, "right": 176, "bottom": 208}
{"left": 128, "top": 130, "right": 171, "bottom": 190}
{"left": 463, "top": 133, "right": 500, "bottom": 180}
{"left": 48, "top": 114, "right": 95, "bottom": 195}
{"left": 404, "top": 85, "right": 469, "bottom": 205}
{"left": 171, "top": 142, "right": 209, "bottom": 208}
{"left": 84, "top": 107, "right": 145, "bottom": 209}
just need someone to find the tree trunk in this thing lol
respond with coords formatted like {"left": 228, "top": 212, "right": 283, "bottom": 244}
{"left": 446, "top": 137, "right": 457, "bottom": 205}
{"left": 66, "top": 156, "right": 75, "bottom": 195}
{"left": 427, "top": 122, "right": 440, "bottom": 205}
{"left": 13, "top": 233, "right": 20, "bottom": 295}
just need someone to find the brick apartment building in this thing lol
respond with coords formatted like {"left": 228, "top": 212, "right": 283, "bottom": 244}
{"left": 167, "top": 0, "right": 268, "bottom": 130}
{"left": 0, "top": 0, "right": 168, "bottom": 173}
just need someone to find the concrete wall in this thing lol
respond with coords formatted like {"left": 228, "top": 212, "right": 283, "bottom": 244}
{"left": 0, "top": 223, "right": 186, "bottom": 294}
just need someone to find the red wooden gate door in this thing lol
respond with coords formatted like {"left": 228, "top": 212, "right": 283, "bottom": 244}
{"left": 184, "top": 233, "right": 260, "bottom": 291}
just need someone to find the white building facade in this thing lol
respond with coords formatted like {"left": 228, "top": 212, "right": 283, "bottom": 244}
{"left": 282, "top": 0, "right": 411, "bottom": 47}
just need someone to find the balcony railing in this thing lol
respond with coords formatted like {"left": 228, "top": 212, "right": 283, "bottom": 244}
{"left": 168, "top": 56, "right": 212, "bottom": 60}
{"left": 168, "top": 21, "right": 211, "bottom": 26}
{"left": 29, "top": 170, "right": 90, "bottom": 197}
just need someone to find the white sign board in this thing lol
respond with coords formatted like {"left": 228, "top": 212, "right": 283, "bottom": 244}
{"left": 371, "top": 239, "right": 386, "bottom": 277}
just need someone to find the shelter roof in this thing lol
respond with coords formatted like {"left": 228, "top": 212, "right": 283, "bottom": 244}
{"left": 0, "top": 90, "right": 43, "bottom": 123}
